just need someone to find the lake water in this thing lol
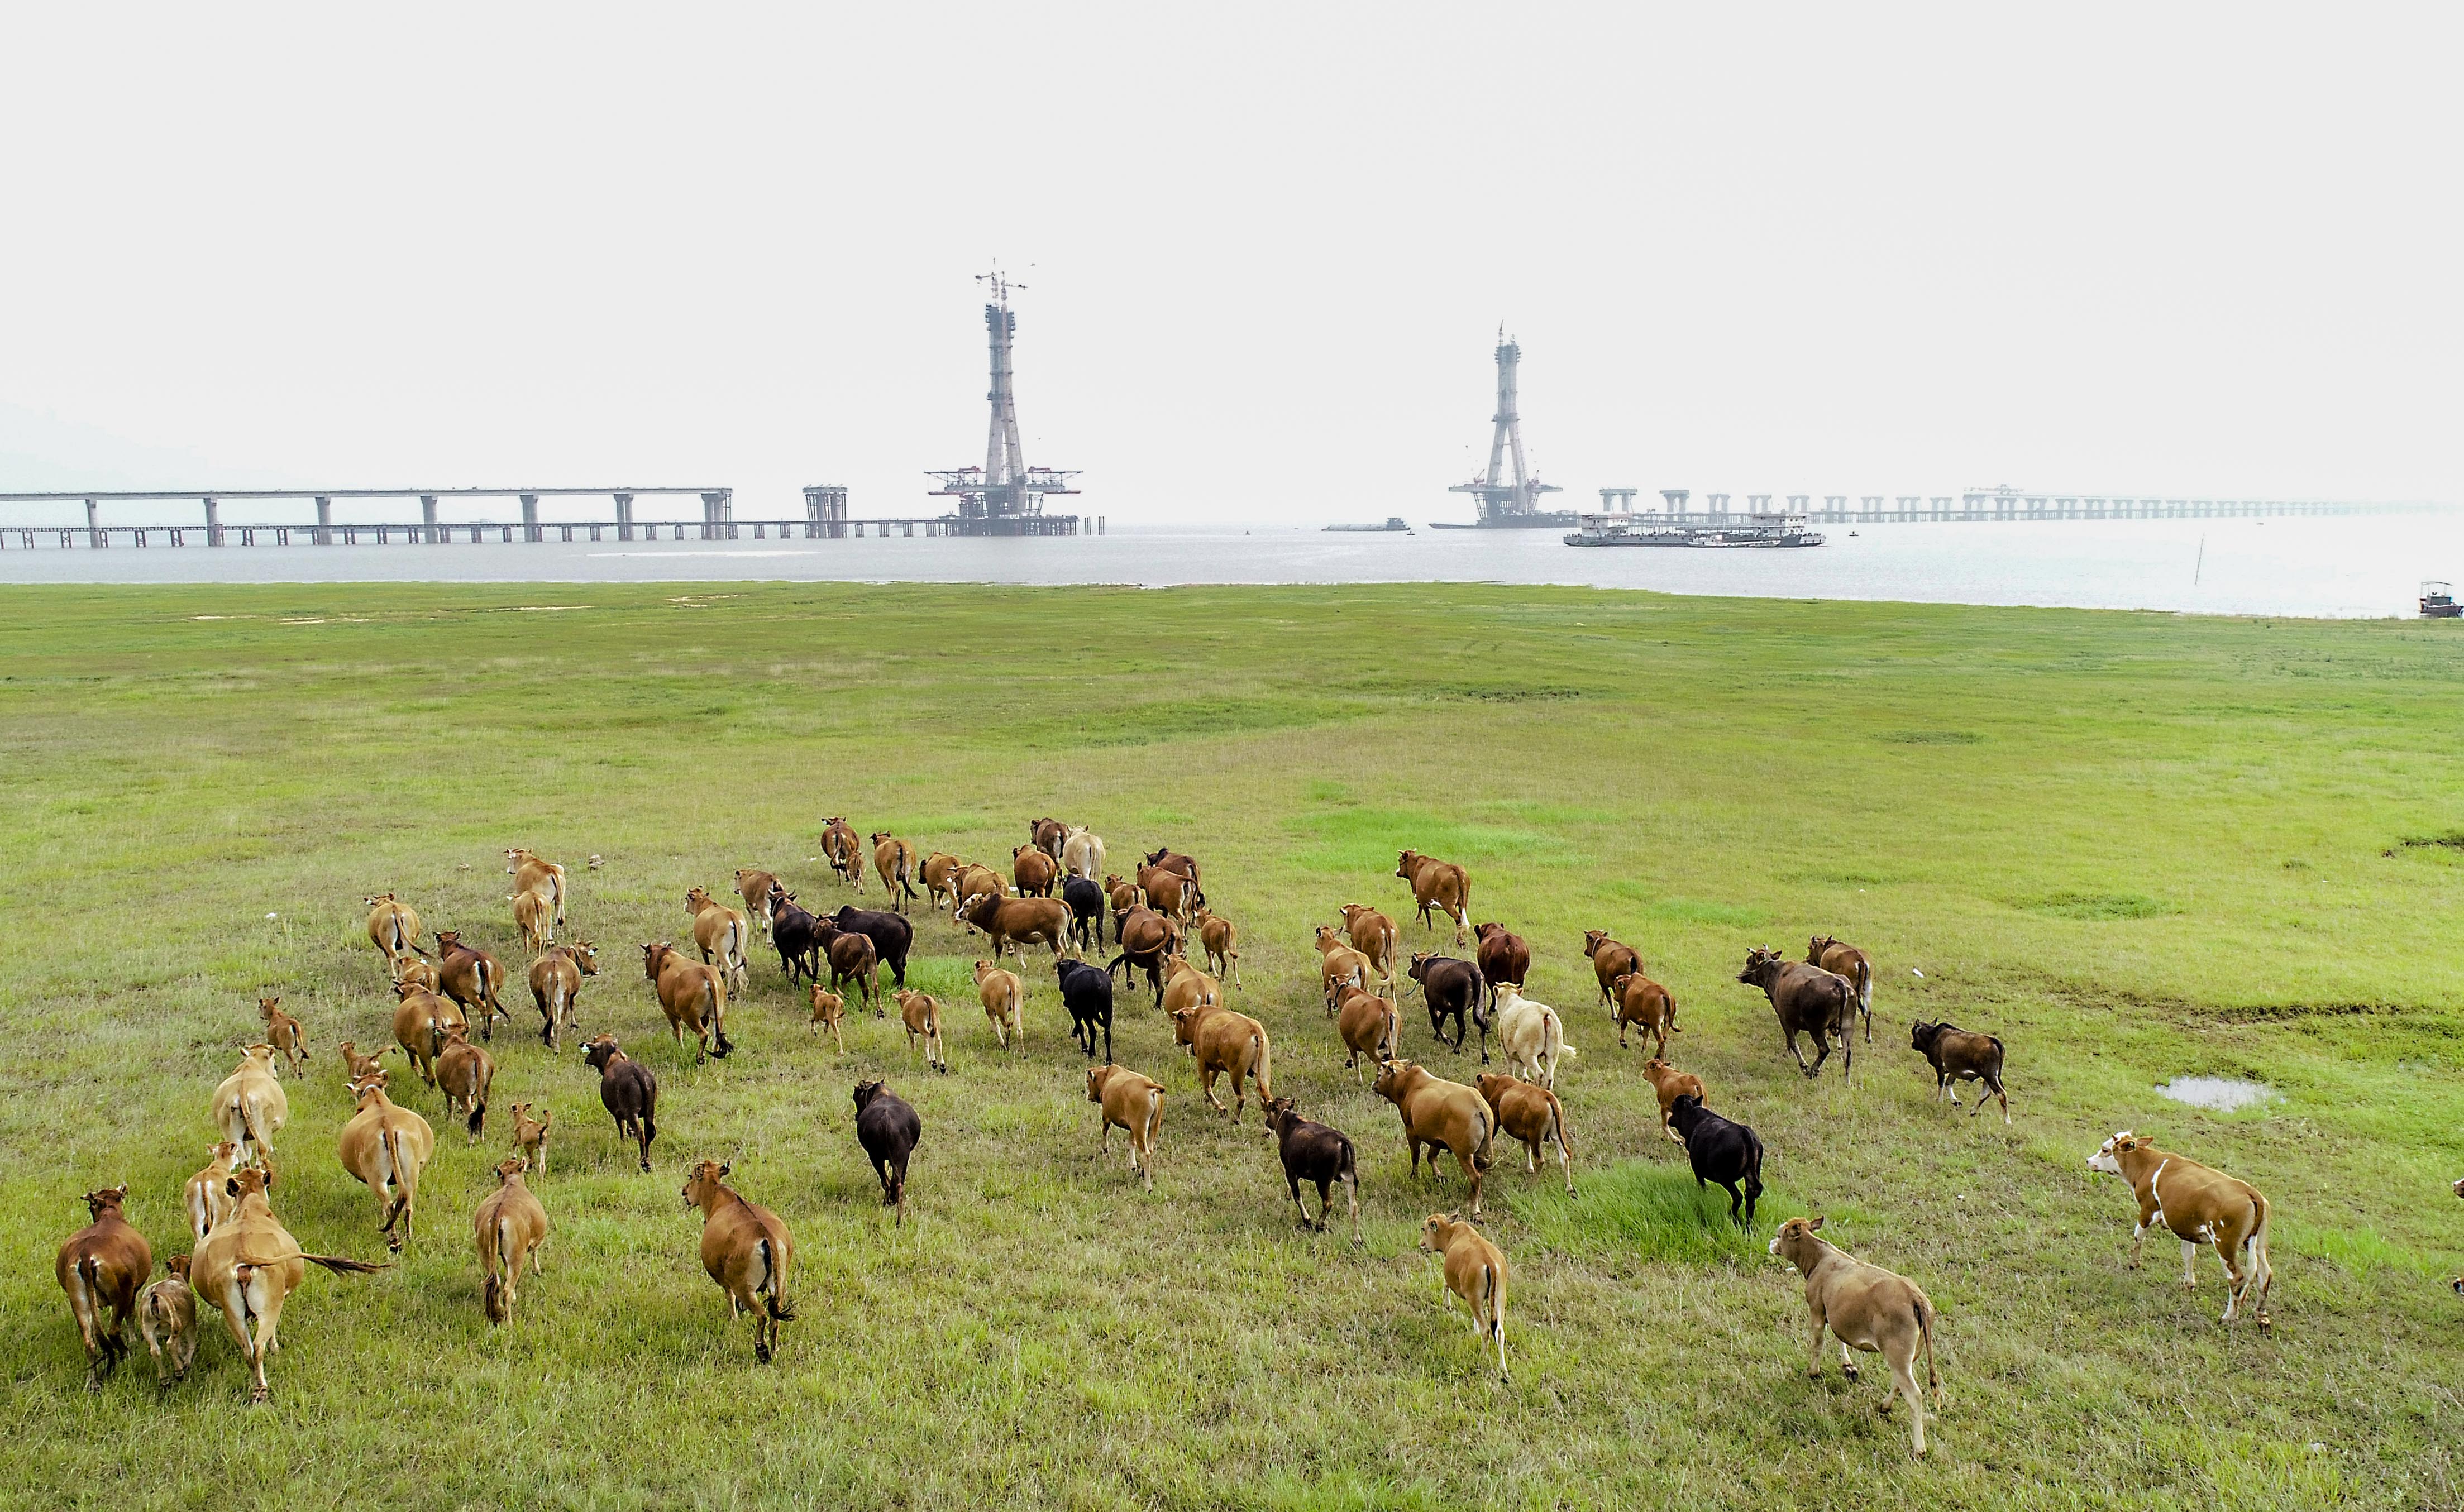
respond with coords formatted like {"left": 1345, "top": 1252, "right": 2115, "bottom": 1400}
{"left": 3, "top": 513, "right": 2461, "bottom": 619}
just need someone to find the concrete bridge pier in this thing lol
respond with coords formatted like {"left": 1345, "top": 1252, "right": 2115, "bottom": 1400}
{"left": 314, "top": 495, "right": 333, "bottom": 544}
{"left": 614, "top": 492, "right": 635, "bottom": 542}
{"left": 521, "top": 493, "right": 541, "bottom": 543}
{"left": 204, "top": 496, "right": 223, "bottom": 546}
{"left": 85, "top": 497, "right": 101, "bottom": 548}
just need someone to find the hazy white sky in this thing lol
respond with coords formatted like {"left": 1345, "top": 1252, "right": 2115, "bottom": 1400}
{"left": 2, "top": 6, "right": 2456, "bottom": 526}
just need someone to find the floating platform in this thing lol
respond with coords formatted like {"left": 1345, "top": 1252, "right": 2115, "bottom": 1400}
{"left": 1324, "top": 517, "right": 1412, "bottom": 533}
{"left": 1563, "top": 513, "right": 1825, "bottom": 549}
{"left": 1428, "top": 511, "right": 1580, "bottom": 531}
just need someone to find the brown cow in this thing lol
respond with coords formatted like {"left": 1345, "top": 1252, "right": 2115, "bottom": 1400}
{"left": 1640, "top": 1059, "right": 1704, "bottom": 1146}
{"left": 364, "top": 893, "right": 421, "bottom": 958}
{"left": 1396, "top": 850, "right": 1472, "bottom": 944}
{"left": 1192, "top": 907, "right": 1242, "bottom": 986}
{"left": 1335, "top": 985, "right": 1402, "bottom": 1083}
{"left": 973, "top": 960, "right": 1025, "bottom": 1052}
{"left": 211, "top": 1045, "right": 288, "bottom": 1173}
{"left": 257, "top": 996, "right": 308, "bottom": 1078}
{"left": 1029, "top": 816, "right": 1070, "bottom": 863}
{"left": 1141, "top": 846, "right": 1204, "bottom": 906}
{"left": 508, "top": 1103, "right": 552, "bottom": 1175}
{"left": 1737, "top": 947, "right": 1857, "bottom": 1082}
{"left": 474, "top": 1155, "right": 549, "bottom": 1324}
{"left": 966, "top": 890, "right": 1073, "bottom": 964}
{"left": 1159, "top": 954, "right": 1220, "bottom": 1022}
{"left": 1339, "top": 903, "right": 1400, "bottom": 997}
{"left": 1769, "top": 1216, "right": 1942, "bottom": 1455}
{"left": 1583, "top": 930, "right": 1643, "bottom": 1008}
{"left": 1372, "top": 1060, "right": 1494, "bottom": 1218}
{"left": 512, "top": 889, "right": 555, "bottom": 950}
{"left": 1910, "top": 1020, "right": 2009, "bottom": 1123}
{"left": 735, "top": 869, "right": 782, "bottom": 938}
{"left": 389, "top": 948, "right": 441, "bottom": 995}
{"left": 1312, "top": 924, "right": 1372, "bottom": 1016}
{"left": 56, "top": 1184, "right": 152, "bottom": 1390}
{"left": 920, "top": 851, "right": 968, "bottom": 915}
{"left": 1808, "top": 935, "right": 1875, "bottom": 1044}
{"left": 1168, "top": 1001, "right": 1276, "bottom": 1122}
{"left": 337, "top": 1040, "right": 386, "bottom": 1087}
{"left": 1110, "top": 906, "right": 1182, "bottom": 1006}
{"left": 506, "top": 848, "right": 567, "bottom": 929}
{"left": 1420, "top": 1213, "right": 1510, "bottom": 1382}
{"left": 390, "top": 981, "right": 467, "bottom": 1087}
{"left": 434, "top": 1026, "right": 496, "bottom": 1144}
{"left": 951, "top": 863, "right": 1006, "bottom": 927}
{"left": 642, "top": 942, "right": 734, "bottom": 1061}
{"left": 1472, "top": 922, "right": 1530, "bottom": 1016}
{"left": 1086, "top": 1063, "right": 1166, "bottom": 1192}
{"left": 871, "top": 833, "right": 922, "bottom": 912}
{"left": 433, "top": 930, "right": 508, "bottom": 1043}
{"left": 1103, "top": 873, "right": 1144, "bottom": 927}
{"left": 1134, "top": 862, "right": 1192, "bottom": 921}
{"left": 1610, "top": 970, "right": 1679, "bottom": 1058}
{"left": 337, "top": 1070, "right": 436, "bottom": 1251}
{"left": 1013, "top": 844, "right": 1059, "bottom": 899}
{"left": 528, "top": 941, "right": 598, "bottom": 1052}
{"left": 893, "top": 988, "right": 951, "bottom": 1074}
{"left": 2088, "top": 1132, "right": 2275, "bottom": 1326}
{"left": 191, "top": 1167, "right": 386, "bottom": 1402}
{"left": 138, "top": 1255, "right": 198, "bottom": 1387}
{"left": 807, "top": 984, "right": 848, "bottom": 1053}
{"left": 1475, "top": 1071, "right": 1575, "bottom": 1197}
{"left": 185, "top": 1142, "right": 241, "bottom": 1241}
{"left": 681, "top": 1160, "right": 796, "bottom": 1362}
{"left": 685, "top": 886, "right": 751, "bottom": 997}
{"left": 820, "top": 817, "right": 863, "bottom": 891}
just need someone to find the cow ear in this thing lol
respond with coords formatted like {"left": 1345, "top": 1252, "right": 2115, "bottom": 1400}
{"left": 719, "top": 1162, "right": 731, "bottom": 1176}
{"left": 1807, "top": 1215, "right": 1825, "bottom": 1231}
{"left": 225, "top": 1178, "right": 240, "bottom": 1197}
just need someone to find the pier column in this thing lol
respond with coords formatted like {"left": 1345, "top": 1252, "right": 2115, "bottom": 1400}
{"left": 204, "top": 496, "right": 223, "bottom": 546}
{"left": 314, "top": 495, "right": 333, "bottom": 544}
{"left": 700, "top": 490, "right": 729, "bottom": 540}
{"left": 85, "top": 497, "right": 101, "bottom": 549}
{"left": 418, "top": 495, "right": 438, "bottom": 543}
{"left": 614, "top": 492, "right": 635, "bottom": 542}
{"left": 520, "top": 493, "right": 541, "bottom": 543}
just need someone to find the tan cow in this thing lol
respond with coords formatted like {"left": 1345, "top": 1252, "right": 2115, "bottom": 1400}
{"left": 963, "top": 891, "right": 1073, "bottom": 963}
{"left": 389, "top": 948, "right": 441, "bottom": 995}
{"left": 1808, "top": 935, "right": 1875, "bottom": 1044}
{"left": 681, "top": 1160, "right": 796, "bottom": 1363}
{"left": 952, "top": 863, "right": 1006, "bottom": 926}
{"left": 185, "top": 1142, "right": 242, "bottom": 1241}
{"left": 920, "top": 851, "right": 968, "bottom": 915}
{"left": 391, "top": 980, "right": 468, "bottom": 1087}
{"left": 1103, "top": 873, "right": 1143, "bottom": 920}
{"left": 1475, "top": 1071, "right": 1575, "bottom": 1197}
{"left": 1062, "top": 826, "right": 1106, "bottom": 883}
{"left": 255, "top": 996, "right": 307, "bottom": 1078}
{"left": 1610, "top": 970, "right": 1679, "bottom": 1058}
{"left": 1338, "top": 903, "right": 1400, "bottom": 997}
{"left": 138, "top": 1255, "right": 198, "bottom": 1387}
{"left": 512, "top": 889, "right": 555, "bottom": 950}
{"left": 973, "top": 960, "right": 1025, "bottom": 1052}
{"left": 1086, "top": 1064, "right": 1166, "bottom": 1192}
{"left": 1492, "top": 984, "right": 1577, "bottom": 1090}
{"left": 2087, "top": 1132, "right": 2275, "bottom": 1326}
{"left": 735, "top": 868, "right": 782, "bottom": 937}
{"left": 364, "top": 893, "right": 421, "bottom": 957}
{"left": 434, "top": 1025, "right": 496, "bottom": 1145}
{"left": 336, "top": 1040, "right": 386, "bottom": 1086}
{"left": 337, "top": 1070, "right": 436, "bottom": 1251}
{"left": 1012, "top": 844, "right": 1059, "bottom": 899}
{"left": 1640, "top": 1059, "right": 1705, "bottom": 1145}
{"left": 433, "top": 931, "right": 508, "bottom": 1042}
{"left": 505, "top": 848, "right": 567, "bottom": 930}
{"left": 473, "top": 1155, "right": 549, "bottom": 1324}
{"left": 1396, "top": 849, "right": 1472, "bottom": 944}
{"left": 508, "top": 1103, "right": 552, "bottom": 1175}
{"left": 871, "top": 832, "right": 922, "bottom": 912}
{"left": 642, "top": 942, "right": 733, "bottom": 1062}
{"left": 1134, "top": 862, "right": 1192, "bottom": 921}
{"left": 807, "top": 984, "right": 847, "bottom": 1054}
{"left": 1159, "top": 954, "right": 1220, "bottom": 1021}
{"left": 211, "top": 1045, "right": 288, "bottom": 1173}
{"left": 191, "top": 1166, "right": 386, "bottom": 1402}
{"left": 1372, "top": 1060, "right": 1494, "bottom": 1218}
{"left": 1334, "top": 985, "right": 1401, "bottom": 1083}
{"left": 1168, "top": 1001, "right": 1275, "bottom": 1122}
{"left": 528, "top": 941, "right": 598, "bottom": 1052}
{"left": 1769, "top": 1217, "right": 1942, "bottom": 1455}
{"left": 1191, "top": 907, "right": 1241, "bottom": 986}
{"left": 1312, "top": 925, "right": 1372, "bottom": 1016}
{"left": 1583, "top": 930, "right": 1644, "bottom": 1008}
{"left": 820, "top": 817, "right": 863, "bottom": 891}
{"left": 56, "top": 1184, "right": 152, "bottom": 1390}
{"left": 685, "top": 886, "right": 751, "bottom": 997}
{"left": 893, "top": 988, "right": 950, "bottom": 1074}
{"left": 1420, "top": 1213, "right": 1510, "bottom": 1382}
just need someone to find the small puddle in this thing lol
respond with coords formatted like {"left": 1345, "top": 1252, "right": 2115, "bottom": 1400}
{"left": 2157, "top": 1076, "right": 2275, "bottom": 1112}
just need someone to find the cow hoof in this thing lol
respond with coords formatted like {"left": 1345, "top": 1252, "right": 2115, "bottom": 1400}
{"left": 1807, "top": 1369, "right": 1824, "bottom": 1381}
{"left": 250, "top": 1387, "right": 272, "bottom": 1405}
{"left": 1842, "top": 1364, "right": 1860, "bottom": 1381}
{"left": 2257, "top": 1312, "right": 2274, "bottom": 1332}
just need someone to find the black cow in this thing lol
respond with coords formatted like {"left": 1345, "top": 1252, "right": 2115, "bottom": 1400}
{"left": 852, "top": 1080, "right": 922, "bottom": 1225}
{"left": 582, "top": 1035, "right": 658, "bottom": 1173}
{"left": 766, "top": 888, "right": 827, "bottom": 982}
{"left": 1054, "top": 958, "right": 1115, "bottom": 1063}
{"left": 1061, "top": 876, "right": 1104, "bottom": 954}
{"left": 1407, "top": 951, "right": 1488, "bottom": 1060}
{"left": 832, "top": 905, "right": 914, "bottom": 989}
{"left": 1262, "top": 1097, "right": 1360, "bottom": 1245}
{"left": 1666, "top": 1094, "right": 1763, "bottom": 1229}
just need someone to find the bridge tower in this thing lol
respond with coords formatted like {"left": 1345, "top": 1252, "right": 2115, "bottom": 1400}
{"left": 1448, "top": 327, "right": 1565, "bottom": 524}
{"left": 928, "top": 269, "right": 1081, "bottom": 535}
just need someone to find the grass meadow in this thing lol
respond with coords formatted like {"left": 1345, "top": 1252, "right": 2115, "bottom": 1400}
{"left": 1, "top": 580, "right": 2460, "bottom": 1510}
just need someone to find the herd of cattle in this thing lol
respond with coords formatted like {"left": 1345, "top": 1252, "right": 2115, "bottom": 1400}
{"left": 50, "top": 822, "right": 2340, "bottom": 1455}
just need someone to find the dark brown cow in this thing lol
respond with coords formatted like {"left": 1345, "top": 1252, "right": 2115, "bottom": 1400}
{"left": 1737, "top": 947, "right": 1857, "bottom": 1082}
{"left": 1583, "top": 930, "right": 1643, "bottom": 1008}
{"left": 1029, "top": 817, "right": 1069, "bottom": 863}
{"left": 1610, "top": 970, "right": 1679, "bottom": 1058}
{"left": 1396, "top": 850, "right": 1471, "bottom": 944}
{"left": 1472, "top": 922, "right": 1530, "bottom": 1016}
{"left": 963, "top": 891, "right": 1073, "bottom": 963}
{"left": 1109, "top": 905, "right": 1181, "bottom": 1007}
{"left": 1808, "top": 936, "right": 1875, "bottom": 1044}
{"left": 433, "top": 930, "right": 508, "bottom": 1043}
{"left": 56, "top": 1185, "right": 152, "bottom": 1390}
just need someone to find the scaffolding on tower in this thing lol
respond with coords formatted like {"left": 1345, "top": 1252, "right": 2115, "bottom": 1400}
{"left": 927, "top": 269, "right": 1082, "bottom": 536}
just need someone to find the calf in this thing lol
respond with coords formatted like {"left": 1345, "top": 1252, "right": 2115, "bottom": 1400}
{"left": 508, "top": 1103, "right": 552, "bottom": 1175}
{"left": 1263, "top": 1098, "right": 1360, "bottom": 1244}
{"left": 364, "top": 892, "right": 423, "bottom": 957}
{"left": 1769, "top": 1217, "right": 1942, "bottom": 1456}
{"left": 1420, "top": 1213, "right": 1510, "bottom": 1383}
{"left": 1169, "top": 1002, "right": 1276, "bottom": 1122}
{"left": 1408, "top": 951, "right": 1488, "bottom": 1059}
{"left": 474, "top": 1155, "right": 549, "bottom": 1324}
{"left": 820, "top": 817, "right": 863, "bottom": 890}
{"left": 433, "top": 930, "right": 508, "bottom": 1042}
{"left": 391, "top": 982, "right": 467, "bottom": 1087}
{"left": 1910, "top": 1020, "right": 2009, "bottom": 1123}
{"left": 211, "top": 1044, "right": 288, "bottom": 1172}
{"left": 894, "top": 988, "right": 951, "bottom": 1074}
{"left": 870, "top": 832, "right": 922, "bottom": 912}
{"left": 191, "top": 1168, "right": 386, "bottom": 1403}
{"left": 1475, "top": 1071, "right": 1575, "bottom": 1197}
{"left": 832, "top": 905, "right": 914, "bottom": 988}
{"left": 257, "top": 996, "right": 307, "bottom": 1078}
{"left": 1583, "top": 930, "right": 1643, "bottom": 1009}
{"left": 185, "top": 1142, "right": 242, "bottom": 1241}
{"left": 1312, "top": 924, "right": 1372, "bottom": 1016}
{"left": 505, "top": 848, "right": 567, "bottom": 930}
{"left": 1396, "top": 849, "right": 1472, "bottom": 944}
{"left": 337, "top": 1070, "right": 436, "bottom": 1251}
{"left": 1666, "top": 1094, "right": 1763, "bottom": 1228}
{"left": 1472, "top": 922, "right": 1530, "bottom": 1016}
{"left": 512, "top": 888, "right": 554, "bottom": 950}
{"left": 528, "top": 941, "right": 598, "bottom": 1051}
{"left": 953, "top": 864, "right": 1006, "bottom": 927}
{"left": 734, "top": 868, "right": 781, "bottom": 937}
{"left": 1610, "top": 970, "right": 1678, "bottom": 1058}
{"left": 389, "top": 947, "right": 442, "bottom": 996}
{"left": 1103, "top": 874, "right": 1144, "bottom": 942}
{"left": 1737, "top": 947, "right": 1857, "bottom": 1082}
{"left": 1055, "top": 958, "right": 1116, "bottom": 1063}
{"left": 434, "top": 1025, "right": 496, "bottom": 1143}
{"left": 1192, "top": 906, "right": 1241, "bottom": 985}
{"left": 853, "top": 1080, "right": 923, "bottom": 1224}
{"left": 55, "top": 1184, "right": 152, "bottom": 1390}
{"left": 682, "top": 1160, "right": 796, "bottom": 1361}
{"left": 1335, "top": 984, "right": 1402, "bottom": 1082}
{"left": 1640, "top": 1059, "right": 1706, "bottom": 1146}
{"left": 1012, "top": 844, "right": 1058, "bottom": 899}
{"left": 807, "top": 985, "right": 848, "bottom": 1054}
{"left": 1085, "top": 1063, "right": 1166, "bottom": 1192}
{"left": 337, "top": 1040, "right": 386, "bottom": 1087}
{"left": 812, "top": 920, "right": 880, "bottom": 1016}
{"left": 1492, "top": 985, "right": 1577, "bottom": 1090}
{"left": 967, "top": 890, "right": 1074, "bottom": 963}
{"left": 582, "top": 1035, "right": 658, "bottom": 1171}
{"left": 1807, "top": 935, "right": 1874, "bottom": 1044}
{"left": 973, "top": 959, "right": 1025, "bottom": 1052}
{"left": 1339, "top": 903, "right": 1400, "bottom": 996}
{"left": 1372, "top": 1060, "right": 1494, "bottom": 1218}
{"left": 1061, "top": 875, "right": 1105, "bottom": 954}
{"left": 2086, "top": 1132, "right": 2274, "bottom": 1326}
{"left": 684, "top": 886, "right": 751, "bottom": 997}
{"left": 642, "top": 941, "right": 734, "bottom": 1062}
{"left": 1062, "top": 825, "right": 1105, "bottom": 882}
{"left": 767, "top": 889, "right": 828, "bottom": 982}
{"left": 138, "top": 1255, "right": 198, "bottom": 1387}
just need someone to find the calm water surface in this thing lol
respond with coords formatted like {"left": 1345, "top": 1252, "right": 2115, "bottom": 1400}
{"left": 4, "top": 514, "right": 2461, "bottom": 619}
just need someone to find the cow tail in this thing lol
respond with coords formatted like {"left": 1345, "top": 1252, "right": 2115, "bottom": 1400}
{"left": 1471, "top": 1106, "right": 1494, "bottom": 1173}
{"left": 1667, "top": 988, "right": 1680, "bottom": 1033}
{"left": 1546, "top": 1088, "right": 1573, "bottom": 1162}
{"left": 1144, "top": 1087, "right": 1164, "bottom": 1160}
{"left": 466, "top": 1061, "right": 489, "bottom": 1138}
{"left": 551, "top": 869, "right": 565, "bottom": 927}
{"left": 1917, "top": 1295, "right": 1939, "bottom": 1396}
{"left": 762, "top": 1235, "right": 796, "bottom": 1321}
{"left": 237, "top": 1094, "right": 269, "bottom": 1163}
{"left": 1742, "top": 1132, "right": 1765, "bottom": 1208}
{"left": 1855, "top": 958, "right": 1873, "bottom": 1016}
{"left": 710, "top": 975, "right": 734, "bottom": 1058}
{"left": 1250, "top": 1031, "right": 1273, "bottom": 1101}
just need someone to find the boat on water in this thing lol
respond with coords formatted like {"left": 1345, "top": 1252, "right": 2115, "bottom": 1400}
{"left": 1563, "top": 512, "right": 1825, "bottom": 549}
{"left": 1324, "top": 517, "right": 1413, "bottom": 534}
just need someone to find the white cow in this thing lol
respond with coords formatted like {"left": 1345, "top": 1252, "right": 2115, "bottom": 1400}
{"left": 1062, "top": 827, "right": 1106, "bottom": 883}
{"left": 1492, "top": 985, "right": 1576, "bottom": 1089}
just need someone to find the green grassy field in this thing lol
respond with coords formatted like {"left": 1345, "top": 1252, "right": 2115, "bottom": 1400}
{"left": 2, "top": 581, "right": 2460, "bottom": 1510}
